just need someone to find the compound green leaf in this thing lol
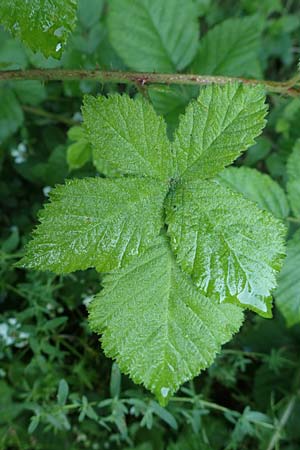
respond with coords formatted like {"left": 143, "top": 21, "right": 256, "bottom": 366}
{"left": 107, "top": 0, "right": 199, "bottom": 72}
{"left": 166, "top": 179, "right": 286, "bottom": 316}
{"left": 276, "top": 229, "right": 300, "bottom": 326}
{"left": 218, "top": 167, "right": 289, "bottom": 220}
{"left": 89, "top": 237, "right": 244, "bottom": 405}
{"left": 191, "top": 17, "right": 262, "bottom": 77}
{"left": 19, "top": 177, "right": 167, "bottom": 273}
{"left": 287, "top": 139, "right": 300, "bottom": 217}
{"left": 0, "top": 0, "right": 77, "bottom": 58}
{"left": 82, "top": 94, "right": 173, "bottom": 181}
{"left": 173, "top": 83, "right": 267, "bottom": 181}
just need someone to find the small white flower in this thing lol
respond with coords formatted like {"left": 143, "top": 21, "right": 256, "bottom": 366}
{"left": 43, "top": 186, "right": 52, "bottom": 197}
{"left": 0, "top": 323, "right": 14, "bottom": 346}
{"left": 8, "top": 318, "right": 17, "bottom": 326}
{"left": 11, "top": 142, "right": 27, "bottom": 164}
{"left": 82, "top": 295, "right": 93, "bottom": 307}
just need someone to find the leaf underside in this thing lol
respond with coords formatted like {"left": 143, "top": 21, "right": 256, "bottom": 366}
{"left": 89, "top": 237, "right": 244, "bottom": 405}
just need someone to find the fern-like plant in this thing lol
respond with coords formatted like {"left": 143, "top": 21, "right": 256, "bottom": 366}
{"left": 19, "top": 83, "right": 286, "bottom": 405}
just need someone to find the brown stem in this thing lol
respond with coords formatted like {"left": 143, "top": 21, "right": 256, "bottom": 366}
{"left": 1, "top": 69, "right": 300, "bottom": 97}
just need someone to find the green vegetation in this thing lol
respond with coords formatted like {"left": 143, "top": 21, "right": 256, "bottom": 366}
{"left": 1, "top": 1, "right": 300, "bottom": 449}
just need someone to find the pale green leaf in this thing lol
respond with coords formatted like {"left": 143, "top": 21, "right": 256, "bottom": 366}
{"left": 218, "top": 167, "right": 289, "bottom": 219}
{"left": 0, "top": 88, "right": 24, "bottom": 143}
{"left": 67, "top": 126, "right": 92, "bottom": 171}
{"left": 19, "top": 177, "right": 167, "bottom": 273}
{"left": 172, "top": 83, "right": 267, "bottom": 181}
{"left": 67, "top": 141, "right": 92, "bottom": 171}
{"left": 0, "top": 0, "right": 77, "bottom": 58}
{"left": 107, "top": 0, "right": 199, "bottom": 72}
{"left": 287, "top": 139, "right": 300, "bottom": 217}
{"left": 82, "top": 94, "right": 173, "bottom": 181}
{"left": 191, "top": 17, "right": 262, "bottom": 77}
{"left": 89, "top": 237, "right": 244, "bottom": 405}
{"left": 166, "top": 180, "right": 286, "bottom": 316}
{"left": 13, "top": 81, "right": 47, "bottom": 106}
{"left": 276, "top": 229, "right": 300, "bottom": 326}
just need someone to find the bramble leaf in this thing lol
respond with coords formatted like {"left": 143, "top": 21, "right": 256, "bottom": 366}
{"left": 172, "top": 83, "right": 267, "bottom": 181}
{"left": 89, "top": 237, "right": 244, "bottom": 405}
{"left": 276, "top": 229, "right": 300, "bottom": 326}
{"left": 218, "top": 167, "right": 289, "bottom": 219}
{"left": 287, "top": 139, "right": 300, "bottom": 217}
{"left": 19, "top": 177, "right": 168, "bottom": 273}
{"left": 0, "top": 0, "right": 77, "bottom": 58}
{"left": 82, "top": 94, "right": 173, "bottom": 181}
{"left": 107, "top": 0, "right": 199, "bottom": 72}
{"left": 166, "top": 179, "right": 286, "bottom": 316}
{"left": 191, "top": 17, "right": 262, "bottom": 77}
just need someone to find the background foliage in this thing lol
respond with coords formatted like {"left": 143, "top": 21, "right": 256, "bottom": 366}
{"left": 1, "top": 0, "right": 300, "bottom": 449}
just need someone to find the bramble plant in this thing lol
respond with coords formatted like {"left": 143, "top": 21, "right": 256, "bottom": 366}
{"left": 18, "top": 84, "right": 287, "bottom": 404}
{"left": 2, "top": 0, "right": 300, "bottom": 448}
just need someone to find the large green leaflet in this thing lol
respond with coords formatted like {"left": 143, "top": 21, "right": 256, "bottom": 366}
{"left": 276, "top": 229, "right": 300, "bottom": 327}
{"left": 22, "top": 84, "right": 286, "bottom": 402}
{"left": 191, "top": 17, "right": 262, "bottom": 77}
{"left": 166, "top": 180, "right": 286, "bottom": 316}
{"left": 0, "top": 0, "right": 77, "bottom": 58}
{"left": 218, "top": 167, "right": 290, "bottom": 220}
{"left": 89, "top": 237, "right": 244, "bottom": 405}
{"left": 82, "top": 95, "right": 173, "bottom": 181}
{"left": 19, "top": 177, "right": 167, "bottom": 273}
{"left": 172, "top": 83, "right": 268, "bottom": 180}
{"left": 107, "top": 0, "right": 199, "bottom": 72}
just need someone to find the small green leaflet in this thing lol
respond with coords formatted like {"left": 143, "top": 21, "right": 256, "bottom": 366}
{"left": 166, "top": 180, "right": 286, "bottom": 316}
{"left": 287, "top": 139, "right": 300, "bottom": 217}
{"left": 66, "top": 126, "right": 92, "bottom": 171}
{"left": 191, "top": 17, "right": 262, "bottom": 77}
{"left": 89, "top": 237, "right": 244, "bottom": 405}
{"left": 22, "top": 84, "right": 286, "bottom": 402}
{"left": 0, "top": 0, "right": 77, "bottom": 58}
{"left": 19, "top": 177, "right": 168, "bottom": 273}
{"left": 276, "top": 229, "right": 300, "bottom": 327}
{"left": 107, "top": 0, "right": 199, "bottom": 73}
{"left": 218, "top": 167, "right": 290, "bottom": 220}
{"left": 82, "top": 94, "right": 173, "bottom": 181}
{"left": 172, "top": 83, "right": 268, "bottom": 180}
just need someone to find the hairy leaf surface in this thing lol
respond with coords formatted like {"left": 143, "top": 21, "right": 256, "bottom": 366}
{"left": 166, "top": 180, "right": 286, "bottom": 316}
{"left": 218, "top": 167, "right": 289, "bottom": 219}
{"left": 107, "top": 0, "right": 199, "bottom": 72}
{"left": 20, "top": 177, "right": 167, "bottom": 273}
{"left": 173, "top": 83, "right": 267, "bottom": 181}
{"left": 0, "top": 0, "right": 77, "bottom": 58}
{"left": 83, "top": 95, "right": 173, "bottom": 181}
{"left": 89, "top": 237, "right": 244, "bottom": 405}
{"left": 276, "top": 229, "right": 300, "bottom": 326}
{"left": 191, "top": 17, "right": 262, "bottom": 77}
